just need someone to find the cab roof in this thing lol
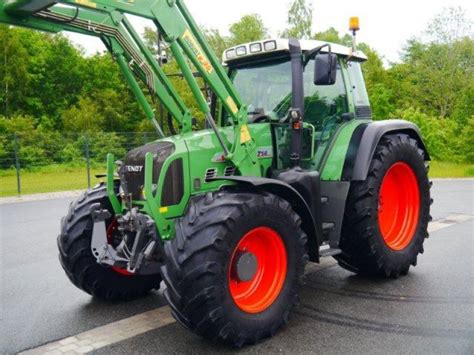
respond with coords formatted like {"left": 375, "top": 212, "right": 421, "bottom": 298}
{"left": 223, "top": 38, "right": 367, "bottom": 65}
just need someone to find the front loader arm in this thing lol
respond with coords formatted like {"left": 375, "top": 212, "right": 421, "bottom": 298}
{"left": 0, "top": 0, "right": 261, "bottom": 176}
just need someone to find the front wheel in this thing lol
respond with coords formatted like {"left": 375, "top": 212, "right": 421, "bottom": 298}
{"left": 161, "top": 191, "right": 308, "bottom": 347}
{"left": 335, "top": 134, "right": 432, "bottom": 277}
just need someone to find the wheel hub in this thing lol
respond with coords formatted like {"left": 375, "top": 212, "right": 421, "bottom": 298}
{"left": 378, "top": 162, "right": 420, "bottom": 251}
{"left": 234, "top": 252, "right": 258, "bottom": 282}
{"left": 228, "top": 227, "right": 288, "bottom": 314}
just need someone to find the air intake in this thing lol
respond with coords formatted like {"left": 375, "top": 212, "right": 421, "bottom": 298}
{"left": 205, "top": 168, "right": 218, "bottom": 182}
{"left": 224, "top": 166, "right": 236, "bottom": 177}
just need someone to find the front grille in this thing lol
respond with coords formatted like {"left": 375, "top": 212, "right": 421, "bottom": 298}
{"left": 205, "top": 168, "right": 218, "bottom": 182}
{"left": 124, "top": 142, "right": 175, "bottom": 200}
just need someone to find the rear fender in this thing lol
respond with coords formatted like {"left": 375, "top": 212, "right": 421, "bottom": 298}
{"left": 345, "top": 120, "right": 430, "bottom": 181}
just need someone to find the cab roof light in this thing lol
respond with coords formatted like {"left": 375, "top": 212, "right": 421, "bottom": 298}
{"left": 250, "top": 43, "right": 262, "bottom": 53}
{"left": 264, "top": 40, "right": 277, "bottom": 51}
{"left": 226, "top": 49, "right": 236, "bottom": 59}
{"left": 236, "top": 46, "right": 247, "bottom": 56}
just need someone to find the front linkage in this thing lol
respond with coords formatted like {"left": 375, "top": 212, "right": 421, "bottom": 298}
{"left": 90, "top": 203, "right": 162, "bottom": 275}
{"left": 87, "top": 153, "right": 171, "bottom": 276}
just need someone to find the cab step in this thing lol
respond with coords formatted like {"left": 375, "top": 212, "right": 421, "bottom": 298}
{"left": 319, "top": 247, "right": 342, "bottom": 257}
{"left": 322, "top": 222, "right": 335, "bottom": 231}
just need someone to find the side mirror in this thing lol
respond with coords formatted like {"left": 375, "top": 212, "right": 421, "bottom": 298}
{"left": 314, "top": 53, "right": 337, "bottom": 85}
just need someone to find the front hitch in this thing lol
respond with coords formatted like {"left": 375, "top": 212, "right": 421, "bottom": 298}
{"left": 89, "top": 203, "right": 162, "bottom": 275}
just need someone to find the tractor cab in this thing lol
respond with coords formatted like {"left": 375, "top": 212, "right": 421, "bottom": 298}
{"left": 223, "top": 39, "right": 370, "bottom": 171}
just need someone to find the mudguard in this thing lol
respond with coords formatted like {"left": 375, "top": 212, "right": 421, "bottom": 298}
{"left": 346, "top": 119, "right": 430, "bottom": 181}
{"left": 210, "top": 176, "right": 322, "bottom": 262}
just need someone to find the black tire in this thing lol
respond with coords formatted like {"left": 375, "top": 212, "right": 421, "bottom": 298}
{"left": 160, "top": 191, "right": 308, "bottom": 347}
{"left": 58, "top": 186, "right": 161, "bottom": 302}
{"left": 335, "top": 134, "right": 432, "bottom": 277}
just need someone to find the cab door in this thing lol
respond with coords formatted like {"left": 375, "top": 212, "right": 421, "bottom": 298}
{"left": 302, "top": 57, "right": 352, "bottom": 171}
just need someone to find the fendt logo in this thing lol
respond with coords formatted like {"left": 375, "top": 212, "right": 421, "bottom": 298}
{"left": 125, "top": 165, "right": 144, "bottom": 173}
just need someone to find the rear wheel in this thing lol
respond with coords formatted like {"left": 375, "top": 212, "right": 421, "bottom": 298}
{"left": 335, "top": 134, "right": 431, "bottom": 277}
{"left": 58, "top": 186, "right": 161, "bottom": 301}
{"left": 161, "top": 191, "right": 308, "bottom": 347}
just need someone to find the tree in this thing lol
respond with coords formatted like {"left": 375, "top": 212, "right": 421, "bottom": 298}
{"left": 143, "top": 26, "right": 159, "bottom": 55}
{"left": 313, "top": 27, "right": 352, "bottom": 46}
{"left": 425, "top": 6, "right": 473, "bottom": 44}
{"left": 203, "top": 28, "right": 229, "bottom": 58}
{"left": 396, "top": 37, "right": 474, "bottom": 118}
{"left": 62, "top": 96, "right": 105, "bottom": 132}
{"left": 282, "top": 0, "right": 313, "bottom": 39}
{"left": 229, "top": 14, "right": 267, "bottom": 46}
{"left": 360, "top": 46, "right": 394, "bottom": 119}
{"left": 5, "top": 29, "right": 87, "bottom": 125}
{"left": 378, "top": 7, "right": 474, "bottom": 119}
{"left": 81, "top": 54, "right": 145, "bottom": 131}
{"left": 0, "top": 25, "right": 29, "bottom": 117}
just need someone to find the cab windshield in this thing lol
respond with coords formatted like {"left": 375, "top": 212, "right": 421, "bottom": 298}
{"left": 229, "top": 58, "right": 349, "bottom": 129}
{"left": 232, "top": 59, "right": 292, "bottom": 121}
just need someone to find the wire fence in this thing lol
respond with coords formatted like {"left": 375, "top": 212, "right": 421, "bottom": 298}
{"left": 0, "top": 132, "right": 161, "bottom": 196}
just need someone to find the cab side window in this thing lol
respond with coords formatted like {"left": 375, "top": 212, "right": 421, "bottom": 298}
{"left": 347, "top": 61, "right": 372, "bottom": 118}
{"left": 303, "top": 59, "right": 349, "bottom": 130}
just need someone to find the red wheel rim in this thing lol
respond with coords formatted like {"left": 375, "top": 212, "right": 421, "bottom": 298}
{"left": 228, "top": 227, "right": 287, "bottom": 314}
{"left": 378, "top": 162, "right": 420, "bottom": 251}
{"left": 106, "top": 219, "right": 133, "bottom": 276}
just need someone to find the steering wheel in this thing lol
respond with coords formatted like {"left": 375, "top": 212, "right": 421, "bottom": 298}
{"left": 251, "top": 115, "right": 273, "bottom": 123}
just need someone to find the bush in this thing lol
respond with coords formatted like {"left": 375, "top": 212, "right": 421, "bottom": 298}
{"left": 61, "top": 143, "right": 83, "bottom": 164}
{"left": 19, "top": 145, "right": 49, "bottom": 166}
{"left": 74, "top": 132, "right": 127, "bottom": 165}
{"left": 456, "top": 117, "right": 474, "bottom": 163}
{"left": 395, "top": 108, "right": 472, "bottom": 163}
{"left": 0, "top": 123, "right": 161, "bottom": 169}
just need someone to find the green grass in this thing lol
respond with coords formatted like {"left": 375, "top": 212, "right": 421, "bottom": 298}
{"left": 0, "top": 161, "right": 473, "bottom": 198}
{"left": 429, "top": 161, "right": 474, "bottom": 178}
{"left": 0, "top": 164, "right": 105, "bottom": 197}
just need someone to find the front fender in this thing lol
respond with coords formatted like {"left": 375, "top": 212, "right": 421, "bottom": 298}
{"left": 209, "top": 176, "right": 321, "bottom": 262}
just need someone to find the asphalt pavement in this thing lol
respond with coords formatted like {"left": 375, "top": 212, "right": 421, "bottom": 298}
{"left": 1, "top": 179, "right": 473, "bottom": 354}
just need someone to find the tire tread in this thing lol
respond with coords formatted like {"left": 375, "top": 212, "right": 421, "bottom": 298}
{"left": 335, "top": 134, "right": 432, "bottom": 277}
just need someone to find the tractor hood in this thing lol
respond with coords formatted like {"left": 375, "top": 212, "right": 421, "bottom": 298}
{"left": 111, "top": 124, "right": 274, "bottom": 222}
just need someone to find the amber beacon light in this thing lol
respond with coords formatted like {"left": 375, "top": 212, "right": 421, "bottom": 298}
{"left": 349, "top": 17, "right": 360, "bottom": 53}
{"left": 350, "top": 16, "right": 360, "bottom": 33}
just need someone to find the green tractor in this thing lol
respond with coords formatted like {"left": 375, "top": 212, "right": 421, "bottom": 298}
{"left": 1, "top": 0, "right": 431, "bottom": 347}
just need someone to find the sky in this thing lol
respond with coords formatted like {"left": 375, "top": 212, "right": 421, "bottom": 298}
{"left": 67, "top": 0, "right": 474, "bottom": 63}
